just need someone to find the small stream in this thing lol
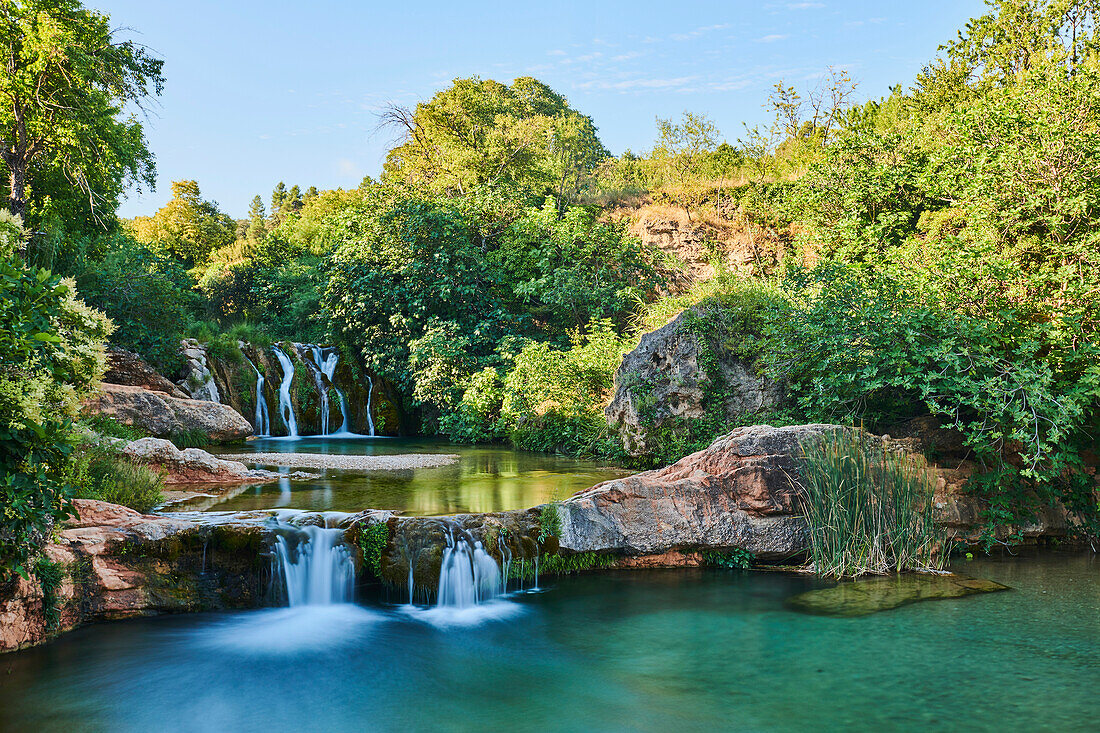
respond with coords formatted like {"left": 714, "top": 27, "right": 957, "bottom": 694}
{"left": 0, "top": 551, "right": 1096, "bottom": 732}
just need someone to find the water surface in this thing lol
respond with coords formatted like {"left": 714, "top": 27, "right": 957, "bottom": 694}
{"left": 1, "top": 551, "right": 1096, "bottom": 732}
{"left": 177, "top": 437, "right": 629, "bottom": 515}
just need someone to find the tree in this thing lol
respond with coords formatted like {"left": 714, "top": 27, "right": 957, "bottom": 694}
{"left": 379, "top": 76, "right": 608, "bottom": 201}
{"left": 651, "top": 111, "right": 720, "bottom": 219}
{"left": 246, "top": 194, "right": 266, "bottom": 243}
{"left": 128, "top": 180, "right": 235, "bottom": 263}
{"left": 0, "top": 0, "right": 164, "bottom": 221}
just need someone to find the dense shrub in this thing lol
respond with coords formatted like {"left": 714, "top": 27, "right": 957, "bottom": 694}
{"left": 1, "top": 213, "right": 112, "bottom": 583}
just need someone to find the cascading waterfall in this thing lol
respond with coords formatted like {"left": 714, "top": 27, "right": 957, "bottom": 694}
{"left": 245, "top": 355, "right": 271, "bottom": 437}
{"left": 273, "top": 525, "right": 355, "bottom": 606}
{"left": 436, "top": 527, "right": 503, "bottom": 608}
{"left": 307, "top": 344, "right": 371, "bottom": 437}
{"left": 300, "top": 344, "right": 331, "bottom": 435}
{"left": 362, "top": 375, "right": 376, "bottom": 437}
{"left": 272, "top": 346, "right": 299, "bottom": 438}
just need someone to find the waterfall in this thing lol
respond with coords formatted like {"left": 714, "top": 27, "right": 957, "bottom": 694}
{"left": 436, "top": 529, "right": 503, "bottom": 608}
{"left": 300, "top": 344, "right": 331, "bottom": 435}
{"left": 363, "top": 375, "right": 376, "bottom": 437}
{"left": 306, "top": 344, "right": 371, "bottom": 437}
{"left": 272, "top": 346, "right": 299, "bottom": 438}
{"left": 273, "top": 525, "right": 355, "bottom": 606}
{"left": 245, "top": 355, "right": 271, "bottom": 437}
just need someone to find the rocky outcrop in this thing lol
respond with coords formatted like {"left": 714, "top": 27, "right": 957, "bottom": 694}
{"left": 84, "top": 383, "right": 253, "bottom": 443}
{"left": 121, "top": 438, "right": 314, "bottom": 484}
{"left": 558, "top": 424, "right": 829, "bottom": 559}
{"left": 372, "top": 425, "right": 839, "bottom": 595}
{"left": 0, "top": 500, "right": 271, "bottom": 654}
{"left": 606, "top": 304, "right": 783, "bottom": 457}
{"left": 103, "top": 347, "right": 189, "bottom": 399}
{"left": 178, "top": 339, "right": 221, "bottom": 402}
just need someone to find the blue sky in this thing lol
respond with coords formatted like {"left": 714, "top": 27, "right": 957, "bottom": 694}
{"left": 94, "top": 0, "right": 986, "bottom": 218}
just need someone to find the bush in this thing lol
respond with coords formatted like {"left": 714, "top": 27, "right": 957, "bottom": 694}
{"left": 1, "top": 221, "right": 112, "bottom": 582}
{"left": 798, "top": 431, "right": 946, "bottom": 577}
{"left": 69, "top": 442, "right": 164, "bottom": 513}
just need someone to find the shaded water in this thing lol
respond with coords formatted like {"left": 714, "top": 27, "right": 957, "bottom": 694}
{"left": 177, "top": 437, "right": 628, "bottom": 515}
{"left": 1, "top": 552, "right": 1096, "bottom": 732}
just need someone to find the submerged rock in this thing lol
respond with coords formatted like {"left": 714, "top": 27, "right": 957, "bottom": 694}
{"left": 785, "top": 573, "right": 1010, "bottom": 617}
{"left": 84, "top": 383, "right": 253, "bottom": 442}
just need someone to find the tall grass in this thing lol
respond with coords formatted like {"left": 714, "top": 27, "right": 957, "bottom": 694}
{"left": 70, "top": 443, "right": 165, "bottom": 513}
{"left": 798, "top": 431, "right": 947, "bottom": 577}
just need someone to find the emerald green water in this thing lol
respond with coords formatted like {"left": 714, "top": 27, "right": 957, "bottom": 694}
{"left": 180, "top": 437, "right": 629, "bottom": 515}
{"left": 1, "top": 551, "right": 1096, "bottom": 732}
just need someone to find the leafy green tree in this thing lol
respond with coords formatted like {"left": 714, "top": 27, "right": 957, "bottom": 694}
{"left": 0, "top": 0, "right": 163, "bottom": 222}
{"left": 651, "top": 112, "right": 720, "bottom": 219}
{"left": 129, "top": 180, "right": 236, "bottom": 264}
{"left": 380, "top": 76, "right": 608, "bottom": 202}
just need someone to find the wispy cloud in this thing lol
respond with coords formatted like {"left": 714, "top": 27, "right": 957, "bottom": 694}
{"left": 577, "top": 75, "right": 699, "bottom": 91}
{"left": 788, "top": 2, "right": 824, "bottom": 8}
{"left": 756, "top": 34, "right": 790, "bottom": 43}
{"left": 547, "top": 49, "right": 566, "bottom": 56}
{"left": 670, "top": 23, "right": 730, "bottom": 42}
{"left": 611, "top": 51, "right": 644, "bottom": 62}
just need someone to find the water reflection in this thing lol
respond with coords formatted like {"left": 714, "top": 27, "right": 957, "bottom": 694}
{"left": 178, "top": 438, "right": 629, "bottom": 516}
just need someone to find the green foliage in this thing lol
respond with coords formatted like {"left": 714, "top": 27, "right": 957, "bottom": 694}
{"left": 1, "top": 235, "right": 111, "bottom": 582}
{"left": 128, "top": 181, "right": 235, "bottom": 265}
{"left": 381, "top": 76, "right": 608, "bottom": 204}
{"left": 67, "top": 440, "right": 164, "bottom": 513}
{"left": 76, "top": 236, "right": 195, "bottom": 374}
{"left": 701, "top": 548, "right": 755, "bottom": 569}
{"left": 538, "top": 502, "right": 563, "bottom": 544}
{"left": 357, "top": 523, "right": 389, "bottom": 577}
{"left": 168, "top": 428, "right": 209, "bottom": 450}
{"left": 799, "top": 431, "right": 947, "bottom": 577}
{"left": 79, "top": 413, "right": 145, "bottom": 441}
{"left": 508, "top": 551, "right": 617, "bottom": 580}
{"left": 0, "top": 0, "right": 163, "bottom": 225}
{"left": 33, "top": 556, "right": 65, "bottom": 630}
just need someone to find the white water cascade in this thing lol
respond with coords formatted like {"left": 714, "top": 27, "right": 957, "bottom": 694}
{"left": 272, "top": 346, "right": 299, "bottom": 438}
{"left": 245, "top": 355, "right": 271, "bottom": 437}
{"left": 273, "top": 525, "right": 355, "bottom": 606}
{"left": 362, "top": 375, "right": 376, "bottom": 437}
{"left": 436, "top": 529, "right": 503, "bottom": 608}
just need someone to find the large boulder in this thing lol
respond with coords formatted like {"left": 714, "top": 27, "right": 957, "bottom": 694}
{"left": 103, "top": 347, "right": 189, "bottom": 399}
{"left": 606, "top": 305, "right": 784, "bottom": 457}
{"left": 557, "top": 424, "right": 838, "bottom": 559}
{"left": 84, "top": 383, "right": 253, "bottom": 443}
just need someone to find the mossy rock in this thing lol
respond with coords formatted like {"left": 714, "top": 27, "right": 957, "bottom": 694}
{"left": 785, "top": 573, "right": 1010, "bottom": 617}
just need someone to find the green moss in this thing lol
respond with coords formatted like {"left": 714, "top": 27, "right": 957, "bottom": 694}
{"left": 33, "top": 557, "right": 65, "bottom": 630}
{"left": 357, "top": 523, "right": 389, "bottom": 577}
{"left": 508, "top": 551, "right": 617, "bottom": 580}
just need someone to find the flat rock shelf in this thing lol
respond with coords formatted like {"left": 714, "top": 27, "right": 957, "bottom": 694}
{"left": 219, "top": 452, "right": 460, "bottom": 471}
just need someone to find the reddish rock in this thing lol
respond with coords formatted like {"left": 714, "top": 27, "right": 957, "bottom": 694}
{"left": 558, "top": 424, "right": 841, "bottom": 559}
{"left": 0, "top": 500, "right": 268, "bottom": 654}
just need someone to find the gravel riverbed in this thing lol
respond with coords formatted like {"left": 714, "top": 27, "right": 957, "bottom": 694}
{"left": 218, "top": 452, "right": 460, "bottom": 471}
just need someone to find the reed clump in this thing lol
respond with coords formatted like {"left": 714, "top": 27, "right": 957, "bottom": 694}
{"left": 798, "top": 431, "right": 947, "bottom": 578}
